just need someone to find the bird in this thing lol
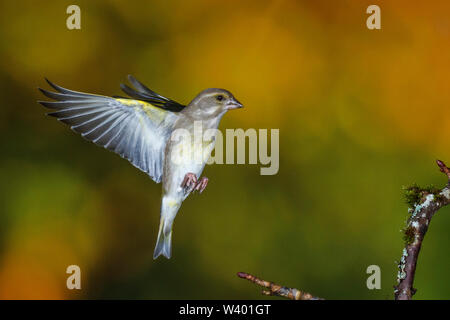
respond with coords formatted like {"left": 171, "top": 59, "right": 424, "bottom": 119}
{"left": 38, "top": 75, "right": 243, "bottom": 259}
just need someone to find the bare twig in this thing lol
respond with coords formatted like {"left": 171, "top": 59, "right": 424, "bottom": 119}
{"left": 394, "top": 159, "right": 450, "bottom": 300}
{"left": 237, "top": 272, "right": 323, "bottom": 300}
{"left": 437, "top": 159, "right": 450, "bottom": 179}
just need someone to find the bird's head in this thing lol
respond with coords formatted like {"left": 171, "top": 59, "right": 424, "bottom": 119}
{"left": 187, "top": 88, "right": 243, "bottom": 119}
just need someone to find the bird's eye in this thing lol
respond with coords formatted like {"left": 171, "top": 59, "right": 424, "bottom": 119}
{"left": 216, "top": 95, "right": 224, "bottom": 101}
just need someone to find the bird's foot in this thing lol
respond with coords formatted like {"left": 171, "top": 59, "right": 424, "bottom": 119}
{"left": 181, "top": 172, "right": 197, "bottom": 193}
{"left": 194, "top": 177, "right": 209, "bottom": 193}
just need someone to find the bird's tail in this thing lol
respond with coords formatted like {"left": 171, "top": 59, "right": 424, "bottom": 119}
{"left": 153, "top": 217, "right": 173, "bottom": 259}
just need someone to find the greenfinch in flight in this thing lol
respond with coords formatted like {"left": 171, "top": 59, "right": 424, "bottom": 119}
{"left": 38, "top": 75, "right": 243, "bottom": 259}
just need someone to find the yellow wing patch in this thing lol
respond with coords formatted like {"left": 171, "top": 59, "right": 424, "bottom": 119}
{"left": 116, "top": 98, "right": 168, "bottom": 124}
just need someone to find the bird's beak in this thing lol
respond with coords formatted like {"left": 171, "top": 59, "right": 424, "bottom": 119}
{"left": 226, "top": 98, "right": 244, "bottom": 110}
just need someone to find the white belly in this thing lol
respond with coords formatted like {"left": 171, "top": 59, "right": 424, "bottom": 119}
{"left": 167, "top": 138, "right": 215, "bottom": 197}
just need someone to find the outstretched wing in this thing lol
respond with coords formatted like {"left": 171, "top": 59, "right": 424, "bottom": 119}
{"left": 38, "top": 79, "right": 180, "bottom": 183}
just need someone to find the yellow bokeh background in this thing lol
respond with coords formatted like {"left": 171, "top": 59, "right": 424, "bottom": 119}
{"left": 0, "top": 0, "right": 449, "bottom": 299}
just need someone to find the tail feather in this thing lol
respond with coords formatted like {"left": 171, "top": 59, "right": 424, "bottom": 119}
{"left": 153, "top": 218, "right": 172, "bottom": 259}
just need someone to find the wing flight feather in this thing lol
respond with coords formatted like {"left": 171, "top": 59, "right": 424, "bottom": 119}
{"left": 38, "top": 79, "right": 179, "bottom": 183}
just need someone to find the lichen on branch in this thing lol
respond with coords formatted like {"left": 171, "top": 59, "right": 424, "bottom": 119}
{"left": 395, "top": 160, "right": 450, "bottom": 300}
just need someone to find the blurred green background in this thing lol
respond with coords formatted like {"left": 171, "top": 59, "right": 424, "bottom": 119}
{"left": 0, "top": 0, "right": 449, "bottom": 299}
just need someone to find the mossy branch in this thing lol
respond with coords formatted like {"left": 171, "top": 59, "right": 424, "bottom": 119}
{"left": 238, "top": 160, "right": 450, "bottom": 301}
{"left": 395, "top": 160, "right": 450, "bottom": 300}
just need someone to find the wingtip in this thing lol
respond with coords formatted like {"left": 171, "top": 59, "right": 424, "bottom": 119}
{"left": 37, "top": 100, "right": 52, "bottom": 109}
{"left": 38, "top": 100, "right": 57, "bottom": 109}
{"left": 38, "top": 87, "right": 58, "bottom": 100}
{"left": 37, "top": 87, "right": 47, "bottom": 95}
{"left": 127, "top": 75, "right": 141, "bottom": 89}
{"left": 44, "top": 77, "right": 59, "bottom": 91}
{"left": 45, "top": 111, "right": 60, "bottom": 117}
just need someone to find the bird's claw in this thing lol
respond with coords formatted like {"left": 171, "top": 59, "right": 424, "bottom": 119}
{"left": 194, "top": 177, "right": 209, "bottom": 194}
{"left": 181, "top": 173, "right": 208, "bottom": 194}
{"left": 181, "top": 172, "right": 197, "bottom": 193}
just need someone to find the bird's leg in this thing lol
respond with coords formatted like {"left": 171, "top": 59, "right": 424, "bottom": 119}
{"left": 181, "top": 172, "right": 197, "bottom": 194}
{"left": 194, "top": 177, "right": 209, "bottom": 193}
